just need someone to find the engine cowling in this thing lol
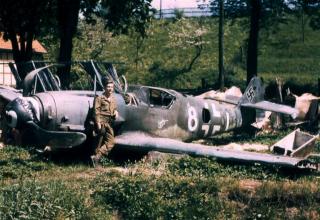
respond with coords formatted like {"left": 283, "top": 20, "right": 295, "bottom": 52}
{"left": 5, "top": 97, "right": 39, "bottom": 128}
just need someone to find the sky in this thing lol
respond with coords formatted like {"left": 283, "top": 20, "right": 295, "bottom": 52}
{"left": 151, "top": 0, "right": 210, "bottom": 9}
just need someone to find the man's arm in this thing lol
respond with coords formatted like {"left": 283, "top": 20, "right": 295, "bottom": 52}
{"left": 111, "top": 95, "right": 118, "bottom": 120}
{"left": 93, "top": 96, "right": 102, "bottom": 130}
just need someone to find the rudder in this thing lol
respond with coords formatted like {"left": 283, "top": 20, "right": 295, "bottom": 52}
{"left": 238, "top": 77, "right": 265, "bottom": 105}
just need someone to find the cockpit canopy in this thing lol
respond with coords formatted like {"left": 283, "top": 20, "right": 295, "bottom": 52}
{"left": 22, "top": 64, "right": 61, "bottom": 95}
{"left": 12, "top": 61, "right": 177, "bottom": 109}
{"left": 127, "top": 85, "right": 176, "bottom": 109}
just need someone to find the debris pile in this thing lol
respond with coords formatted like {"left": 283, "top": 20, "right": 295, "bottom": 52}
{"left": 293, "top": 93, "right": 319, "bottom": 121}
{"left": 196, "top": 86, "right": 242, "bottom": 100}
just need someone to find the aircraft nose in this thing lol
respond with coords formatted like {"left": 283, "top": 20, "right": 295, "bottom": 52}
{"left": 5, "top": 97, "right": 36, "bottom": 128}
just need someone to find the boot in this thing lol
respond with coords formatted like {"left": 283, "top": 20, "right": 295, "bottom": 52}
{"left": 90, "top": 155, "right": 101, "bottom": 168}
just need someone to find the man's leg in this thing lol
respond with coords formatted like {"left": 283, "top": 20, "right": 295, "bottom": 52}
{"left": 104, "top": 123, "right": 115, "bottom": 153}
{"left": 91, "top": 123, "right": 114, "bottom": 167}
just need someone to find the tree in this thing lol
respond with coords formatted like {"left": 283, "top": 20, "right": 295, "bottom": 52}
{"left": 168, "top": 18, "right": 208, "bottom": 73}
{"left": 99, "top": 0, "right": 153, "bottom": 38}
{"left": 287, "top": 0, "right": 320, "bottom": 42}
{"left": 57, "top": 0, "right": 153, "bottom": 89}
{"left": 310, "top": 11, "right": 320, "bottom": 30}
{"left": 73, "top": 18, "right": 118, "bottom": 61}
{"left": 246, "top": 0, "right": 261, "bottom": 84}
{"left": 211, "top": 0, "right": 248, "bottom": 87}
{"left": 56, "top": 0, "right": 82, "bottom": 89}
{"left": 1, "top": 0, "right": 152, "bottom": 88}
{"left": 0, "top": 0, "right": 53, "bottom": 79}
{"left": 211, "top": 0, "right": 288, "bottom": 84}
{"left": 218, "top": 0, "right": 225, "bottom": 90}
{"left": 148, "top": 18, "right": 208, "bottom": 88}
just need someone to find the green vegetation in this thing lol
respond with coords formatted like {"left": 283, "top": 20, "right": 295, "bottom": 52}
{"left": 0, "top": 132, "right": 319, "bottom": 219}
{"left": 93, "top": 173, "right": 221, "bottom": 219}
{"left": 0, "top": 180, "right": 94, "bottom": 219}
{"left": 1, "top": 13, "right": 320, "bottom": 220}
{"left": 43, "top": 15, "right": 320, "bottom": 94}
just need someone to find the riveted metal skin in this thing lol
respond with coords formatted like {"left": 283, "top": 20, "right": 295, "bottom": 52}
{"left": 1, "top": 62, "right": 314, "bottom": 170}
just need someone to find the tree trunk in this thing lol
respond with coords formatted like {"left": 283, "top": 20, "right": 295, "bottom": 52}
{"left": 9, "top": 31, "right": 35, "bottom": 80}
{"left": 244, "top": 0, "right": 262, "bottom": 132}
{"left": 57, "top": 0, "right": 81, "bottom": 89}
{"left": 246, "top": 0, "right": 261, "bottom": 85}
{"left": 8, "top": 31, "right": 21, "bottom": 62}
{"left": 218, "top": 0, "right": 224, "bottom": 90}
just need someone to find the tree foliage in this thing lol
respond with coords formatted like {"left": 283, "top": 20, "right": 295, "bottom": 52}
{"left": 0, "top": 0, "right": 54, "bottom": 78}
{"left": 58, "top": 0, "right": 154, "bottom": 88}
{"left": 99, "top": 0, "right": 154, "bottom": 38}
{"left": 73, "top": 18, "right": 119, "bottom": 61}
{"left": 0, "top": 0, "right": 153, "bottom": 87}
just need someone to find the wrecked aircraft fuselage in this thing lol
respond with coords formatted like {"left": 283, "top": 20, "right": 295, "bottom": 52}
{"left": 0, "top": 61, "right": 318, "bottom": 170}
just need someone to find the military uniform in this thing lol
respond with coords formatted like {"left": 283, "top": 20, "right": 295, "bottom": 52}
{"left": 93, "top": 93, "right": 117, "bottom": 158}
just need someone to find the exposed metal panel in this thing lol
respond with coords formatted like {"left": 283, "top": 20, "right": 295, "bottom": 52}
{"left": 116, "top": 132, "right": 305, "bottom": 167}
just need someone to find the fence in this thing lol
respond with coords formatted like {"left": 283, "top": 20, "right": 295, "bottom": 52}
{"left": 154, "top": 7, "right": 215, "bottom": 18}
{"left": 0, "top": 62, "right": 16, "bottom": 87}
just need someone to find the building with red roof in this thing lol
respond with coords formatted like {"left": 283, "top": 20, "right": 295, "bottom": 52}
{"left": 0, "top": 36, "right": 47, "bottom": 86}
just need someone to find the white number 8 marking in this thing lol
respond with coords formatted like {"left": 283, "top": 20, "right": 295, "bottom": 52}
{"left": 188, "top": 106, "right": 198, "bottom": 132}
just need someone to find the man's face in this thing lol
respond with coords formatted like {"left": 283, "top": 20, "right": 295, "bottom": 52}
{"left": 105, "top": 82, "right": 114, "bottom": 96}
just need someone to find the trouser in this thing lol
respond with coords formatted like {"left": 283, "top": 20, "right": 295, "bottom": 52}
{"left": 95, "top": 122, "right": 115, "bottom": 158}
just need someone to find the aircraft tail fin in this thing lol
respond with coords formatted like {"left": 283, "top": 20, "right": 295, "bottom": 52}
{"left": 238, "top": 77, "right": 265, "bottom": 105}
{"left": 238, "top": 77, "right": 298, "bottom": 119}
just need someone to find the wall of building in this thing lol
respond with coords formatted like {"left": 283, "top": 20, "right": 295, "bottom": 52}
{"left": 0, "top": 52, "right": 16, "bottom": 87}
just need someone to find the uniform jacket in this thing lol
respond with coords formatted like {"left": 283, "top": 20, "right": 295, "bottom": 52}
{"left": 93, "top": 93, "right": 117, "bottom": 125}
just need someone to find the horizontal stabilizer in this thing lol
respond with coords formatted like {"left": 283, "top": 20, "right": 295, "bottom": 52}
{"left": 115, "top": 132, "right": 307, "bottom": 168}
{"left": 27, "top": 121, "right": 86, "bottom": 148}
{"left": 241, "top": 101, "right": 299, "bottom": 119}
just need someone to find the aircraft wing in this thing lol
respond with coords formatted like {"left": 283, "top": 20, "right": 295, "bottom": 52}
{"left": 241, "top": 101, "right": 299, "bottom": 119}
{"left": 0, "top": 85, "right": 22, "bottom": 102}
{"left": 115, "top": 132, "right": 308, "bottom": 168}
{"left": 26, "top": 121, "right": 86, "bottom": 148}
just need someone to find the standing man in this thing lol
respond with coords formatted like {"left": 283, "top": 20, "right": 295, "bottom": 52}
{"left": 91, "top": 78, "right": 118, "bottom": 167}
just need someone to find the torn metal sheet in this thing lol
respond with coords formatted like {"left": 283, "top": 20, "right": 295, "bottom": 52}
{"left": 271, "top": 129, "right": 319, "bottom": 158}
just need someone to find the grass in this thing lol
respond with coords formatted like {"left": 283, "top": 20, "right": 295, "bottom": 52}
{"left": 0, "top": 180, "right": 95, "bottom": 219}
{"left": 93, "top": 173, "right": 221, "bottom": 220}
{"left": 8, "top": 13, "right": 320, "bottom": 219}
{"left": 226, "top": 180, "right": 320, "bottom": 219}
{"left": 0, "top": 130, "right": 319, "bottom": 219}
